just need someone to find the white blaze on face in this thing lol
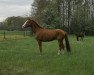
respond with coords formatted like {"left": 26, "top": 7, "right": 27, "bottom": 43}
{"left": 22, "top": 20, "right": 28, "bottom": 28}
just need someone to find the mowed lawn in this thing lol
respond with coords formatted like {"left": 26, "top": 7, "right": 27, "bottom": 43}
{"left": 0, "top": 35, "right": 94, "bottom": 75}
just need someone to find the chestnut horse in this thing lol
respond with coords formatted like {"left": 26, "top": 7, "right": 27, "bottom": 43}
{"left": 76, "top": 32, "right": 85, "bottom": 41}
{"left": 22, "top": 18, "right": 71, "bottom": 55}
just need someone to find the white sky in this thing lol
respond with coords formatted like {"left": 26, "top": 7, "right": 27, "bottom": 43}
{"left": 0, "top": 0, "right": 34, "bottom": 22}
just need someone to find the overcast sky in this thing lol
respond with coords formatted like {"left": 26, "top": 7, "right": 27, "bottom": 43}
{"left": 0, "top": 0, "right": 34, "bottom": 22}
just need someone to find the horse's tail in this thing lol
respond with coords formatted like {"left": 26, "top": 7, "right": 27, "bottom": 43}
{"left": 65, "top": 33, "right": 71, "bottom": 52}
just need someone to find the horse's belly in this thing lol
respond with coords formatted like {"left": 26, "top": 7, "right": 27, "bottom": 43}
{"left": 42, "top": 38, "right": 56, "bottom": 42}
{"left": 36, "top": 35, "right": 56, "bottom": 42}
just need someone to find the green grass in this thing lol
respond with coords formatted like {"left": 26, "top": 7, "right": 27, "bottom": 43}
{"left": 0, "top": 35, "right": 94, "bottom": 75}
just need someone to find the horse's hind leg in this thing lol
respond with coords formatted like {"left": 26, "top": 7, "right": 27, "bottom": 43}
{"left": 61, "top": 42, "right": 65, "bottom": 55}
{"left": 58, "top": 40, "right": 62, "bottom": 55}
{"left": 81, "top": 37, "right": 84, "bottom": 41}
{"left": 58, "top": 40, "right": 64, "bottom": 55}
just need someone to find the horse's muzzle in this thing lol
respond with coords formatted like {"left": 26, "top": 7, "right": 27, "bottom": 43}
{"left": 22, "top": 25, "right": 25, "bottom": 29}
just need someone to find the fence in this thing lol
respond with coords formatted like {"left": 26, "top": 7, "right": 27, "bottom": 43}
{"left": 0, "top": 30, "right": 31, "bottom": 39}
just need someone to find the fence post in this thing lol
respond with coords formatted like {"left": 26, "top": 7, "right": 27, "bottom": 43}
{"left": 4, "top": 31, "right": 6, "bottom": 39}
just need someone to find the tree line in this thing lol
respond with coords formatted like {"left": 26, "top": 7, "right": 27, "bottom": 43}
{"left": 31, "top": 0, "right": 94, "bottom": 35}
{"left": 0, "top": 16, "right": 27, "bottom": 31}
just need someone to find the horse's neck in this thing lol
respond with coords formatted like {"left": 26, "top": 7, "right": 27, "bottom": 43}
{"left": 32, "top": 27, "right": 42, "bottom": 33}
{"left": 31, "top": 23, "right": 43, "bottom": 33}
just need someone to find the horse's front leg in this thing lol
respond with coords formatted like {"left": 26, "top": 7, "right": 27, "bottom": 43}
{"left": 81, "top": 37, "right": 84, "bottom": 41}
{"left": 37, "top": 41, "right": 42, "bottom": 55}
{"left": 77, "top": 36, "right": 79, "bottom": 41}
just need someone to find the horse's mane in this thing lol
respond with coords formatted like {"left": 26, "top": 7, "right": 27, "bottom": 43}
{"left": 31, "top": 20, "right": 43, "bottom": 29}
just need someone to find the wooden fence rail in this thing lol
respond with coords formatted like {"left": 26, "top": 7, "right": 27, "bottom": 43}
{"left": 0, "top": 31, "right": 32, "bottom": 39}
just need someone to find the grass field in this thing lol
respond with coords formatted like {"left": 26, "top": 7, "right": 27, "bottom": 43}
{"left": 0, "top": 35, "right": 94, "bottom": 75}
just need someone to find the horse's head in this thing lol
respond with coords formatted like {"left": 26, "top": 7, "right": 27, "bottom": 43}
{"left": 22, "top": 18, "right": 32, "bottom": 28}
{"left": 22, "top": 18, "right": 43, "bottom": 30}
